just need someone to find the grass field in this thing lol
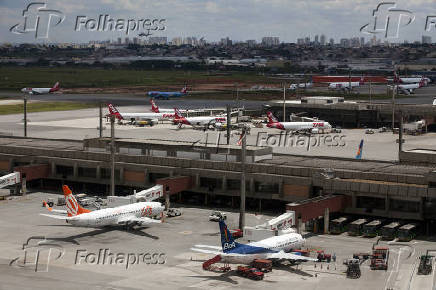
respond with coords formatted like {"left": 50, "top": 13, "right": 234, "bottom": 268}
{"left": 0, "top": 67, "right": 270, "bottom": 90}
{"left": 0, "top": 101, "right": 96, "bottom": 115}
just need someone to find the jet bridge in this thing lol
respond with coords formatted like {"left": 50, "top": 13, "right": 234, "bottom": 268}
{"left": 0, "top": 172, "right": 20, "bottom": 189}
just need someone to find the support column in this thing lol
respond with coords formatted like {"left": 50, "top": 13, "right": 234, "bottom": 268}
{"left": 222, "top": 176, "right": 227, "bottom": 191}
{"left": 297, "top": 218, "right": 302, "bottom": 234}
{"left": 324, "top": 207, "right": 330, "bottom": 234}
{"left": 119, "top": 167, "right": 124, "bottom": 184}
{"left": 165, "top": 192, "right": 170, "bottom": 210}
{"left": 250, "top": 178, "right": 255, "bottom": 194}
{"left": 21, "top": 176, "right": 27, "bottom": 196}
{"left": 96, "top": 166, "right": 101, "bottom": 179}
{"left": 385, "top": 195, "right": 390, "bottom": 214}
{"left": 258, "top": 199, "right": 262, "bottom": 213}
{"left": 73, "top": 162, "right": 78, "bottom": 179}
{"left": 51, "top": 162, "right": 56, "bottom": 176}
{"left": 144, "top": 169, "right": 150, "bottom": 184}
{"left": 195, "top": 173, "right": 200, "bottom": 189}
{"left": 204, "top": 193, "right": 208, "bottom": 206}
{"left": 278, "top": 180, "right": 283, "bottom": 197}
{"left": 352, "top": 192, "right": 357, "bottom": 209}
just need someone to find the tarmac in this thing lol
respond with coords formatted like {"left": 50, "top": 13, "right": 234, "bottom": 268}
{"left": 0, "top": 192, "right": 435, "bottom": 290}
{"left": 0, "top": 105, "right": 435, "bottom": 161}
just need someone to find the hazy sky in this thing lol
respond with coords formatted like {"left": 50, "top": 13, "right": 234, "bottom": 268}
{"left": 1, "top": 0, "right": 434, "bottom": 44}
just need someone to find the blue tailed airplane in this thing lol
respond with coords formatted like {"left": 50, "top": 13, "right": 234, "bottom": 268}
{"left": 147, "top": 86, "right": 187, "bottom": 99}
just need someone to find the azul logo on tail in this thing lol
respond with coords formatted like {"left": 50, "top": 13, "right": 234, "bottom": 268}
{"left": 219, "top": 220, "right": 238, "bottom": 252}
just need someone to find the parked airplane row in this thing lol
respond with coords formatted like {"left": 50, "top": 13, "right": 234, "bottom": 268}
{"left": 20, "top": 83, "right": 189, "bottom": 98}
{"left": 41, "top": 185, "right": 316, "bottom": 265}
{"left": 289, "top": 73, "right": 431, "bottom": 94}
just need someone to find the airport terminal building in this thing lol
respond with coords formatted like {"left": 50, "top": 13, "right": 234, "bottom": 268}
{"left": 1, "top": 136, "right": 436, "bottom": 233}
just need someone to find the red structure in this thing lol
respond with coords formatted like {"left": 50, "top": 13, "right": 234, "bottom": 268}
{"left": 286, "top": 195, "right": 351, "bottom": 223}
{"left": 13, "top": 164, "right": 50, "bottom": 181}
{"left": 156, "top": 176, "right": 193, "bottom": 196}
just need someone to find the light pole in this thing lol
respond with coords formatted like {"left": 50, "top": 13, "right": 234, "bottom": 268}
{"left": 282, "top": 83, "right": 286, "bottom": 122}
{"left": 99, "top": 102, "right": 103, "bottom": 138}
{"left": 110, "top": 115, "right": 115, "bottom": 196}
{"left": 23, "top": 94, "right": 28, "bottom": 137}
{"left": 239, "top": 126, "right": 247, "bottom": 230}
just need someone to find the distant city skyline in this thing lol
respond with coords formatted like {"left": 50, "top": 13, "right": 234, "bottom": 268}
{"left": 1, "top": 0, "right": 434, "bottom": 44}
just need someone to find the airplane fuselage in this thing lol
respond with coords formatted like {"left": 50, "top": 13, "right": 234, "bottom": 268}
{"left": 267, "top": 121, "right": 331, "bottom": 132}
{"left": 328, "top": 82, "right": 361, "bottom": 89}
{"left": 21, "top": 88, "right": 52, "bottom": 95}
{"left": 148, "top": 91, "right": 185, "bottom": 99}
{"left": 221, "top": 233, "right": 305, "bottom": 264}
{"left": 175, "top": 116, "right": 226, "bottom": 126}
{"left": 120, "top": 112, "right": 174, "bottom": 121}
{"left": 66, "top": 201, "right": 164, "bottom": 227}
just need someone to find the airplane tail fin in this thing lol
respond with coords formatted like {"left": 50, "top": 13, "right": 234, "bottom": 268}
{"left": 356, "top": 139, "right": 364, "bottom": 160}
{"left": 62, "top": 185, "right": 91, "bottom": 217}
{"left": 174, "top": 108, "right": 183, "bottom": 119}
{"left": 267, "top": 111, "right": 279, "bottom": 124}
{"left": 49, "top": 82, "right": 60, "bottom": 92}
{"left": 419, "top": 79, "right": 425, "bottom": 88}
{"left": 181, "top": 86, "right": 187, "bottom": 94}
{"left": 218, "top": 220, "right": 242, "bottom": 253}
{"left": 393, "top": 72, "right": 401, "bottom": 84}
{"left": 150, "top": 99, "right": 159, "bottom": 113}
{"left": 107, "top": 104, "right": 123, "bottom": 120}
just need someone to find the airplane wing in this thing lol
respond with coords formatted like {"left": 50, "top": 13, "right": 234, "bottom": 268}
{"left": 40, "top": 213, "right": 71, "bottom": 220}
{"left": 117, "top": 216, "right": 161, "bottom": 225}
{"left": 193, "top": 244, "right": 222, "bottom": 250}
{"left": 266, "top": 251, "right": 318, "bottom": 262}
{"left": 191, "top": 248, "right": 221, "bottom": 254}
{"left": 42, "top": 201, "right": 67, "bottom": 214}
{"left": 397, "top": 86, "right": 410, "bottom": 95}
{"left": 191, "top": 248, "right": 246, "bottom": 257}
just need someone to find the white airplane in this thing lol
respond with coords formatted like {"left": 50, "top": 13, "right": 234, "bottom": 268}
{"left": 108, "top": 103, "right": 174, "bottom": 124}
{"left": 150, "top": 99, "right": 190, "bottom": 114}
{"left": 266, "top": 112, "right": 331, "bottom": 133}
{"left": 328, "top": 78, "right": 364, "bottom": 91}
{"left": 290, "top": 82, "right": 313, "bottom": 90}
{"left": 191, "top": 220, "right": 317, "bottom": 264}
{"left": 41, "top": 185, "right": 165, "bottom": 228}
{"left": 391, "top": 79, "right": 425, "bottom": 95}
{"left": 21, "top": 82, "right": 60, "bottom": 95}
{"left": 173, "top": 108, "right": 226, "bottom": 129}
{"left": 394, "top": 73, "right": 430, "bottom": 85}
